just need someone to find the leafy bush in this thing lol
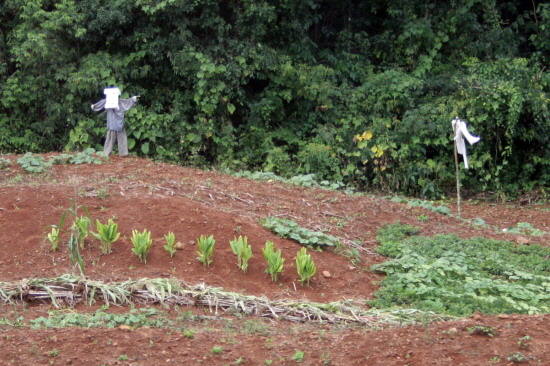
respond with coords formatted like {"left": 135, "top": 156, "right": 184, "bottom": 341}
{"left": 92, "top": 218, "right": 120, "bottom": 255}
{"left": 196, "top": 235, "right": 215, "bottom": 267}
{"left": 295, "top": 248, "right": 316, "bottom": 285}
{"left": 262, "top": 241, "right": 285, "bottom": 282}
{"left": 163, "top": 232, "right": 177, "bottom": 258}
{"left": 229, "top": 236, "right": 252, "bottom": 273}
{"left": 261, "top": 217, "right": 339, "bottom": 248}
{"left": 371, "top": 230, "right": 550, "bottom": 316}
{"left": 297, "top": 142, "right": 342, "bottom": 181}
{"left": 131, "top": 229, "right": 153, "bottom": 263}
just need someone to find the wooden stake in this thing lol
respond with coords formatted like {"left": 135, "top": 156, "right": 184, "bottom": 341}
{"left": 453, "top": 138, "right": 461, "bottom": 216}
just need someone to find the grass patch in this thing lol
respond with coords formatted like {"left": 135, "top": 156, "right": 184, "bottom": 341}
{"left": 371, "top": 223, "right": 550, "bottom": 316}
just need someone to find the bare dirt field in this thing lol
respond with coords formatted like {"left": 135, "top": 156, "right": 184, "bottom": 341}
{"left": 0, "top": 154, "right": 548, "bottom": 365}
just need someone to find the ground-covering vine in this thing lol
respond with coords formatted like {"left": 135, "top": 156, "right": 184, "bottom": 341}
{"left": 30, "top": 307, "right": 165, "bottom": 329}
{"left": 15, "top": 150, "right": 107, "bottom": 174}
{"left": 371, "top": 223, "right": 550, "bottom": 316}
{"left": 261, "top": 217, "right": 339, "bottom": 248}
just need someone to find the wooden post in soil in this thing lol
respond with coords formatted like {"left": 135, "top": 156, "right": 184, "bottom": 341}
{"left": 453, "top": 138, "right": 461, "bottom": 217}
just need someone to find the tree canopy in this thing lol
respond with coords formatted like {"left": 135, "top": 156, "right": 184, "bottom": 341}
{"left": 1, "top": 0, "right": 548, "bottom": 198}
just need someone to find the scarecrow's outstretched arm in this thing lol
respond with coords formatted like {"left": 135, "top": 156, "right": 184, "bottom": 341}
{"left": 91, "top": 99, "right": 106, "bottom": 112}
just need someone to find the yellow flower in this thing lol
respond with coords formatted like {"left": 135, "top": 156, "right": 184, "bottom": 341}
{"left": 362, "top": 131, "right": 373, "bottom": 140}
{"left": 354, "top": 131, "right": 373, "bottom": 142}
{"left": 371, "top": 146, "right": 384, "bottom": 157}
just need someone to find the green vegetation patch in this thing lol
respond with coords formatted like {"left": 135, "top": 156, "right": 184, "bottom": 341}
{"left": 16, "top": 150, "right": 106, "bottom": 174}
{"left": 390, "top": 196, "right": 452, "bottom": 215}
{"left": 0, "top": 157, "right": 11, "bottom": 169}
{"left": 371, "top": 223, "right": 550, "bottom": 316}
{"left": 30, "top": 307, "right": 165, "bottom": 329}
{"left": 261, "top": 217, "right": 339, "bottom": 248}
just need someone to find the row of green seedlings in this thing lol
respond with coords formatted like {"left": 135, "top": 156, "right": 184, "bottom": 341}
{"left": 47, "top": 216, "right": 154, "bottom": 263}
{"left": 47, "top": 218, "right": 317, "bottom": 285}
{"left": 200, "top": 235, "right": 316, "bottom": 285}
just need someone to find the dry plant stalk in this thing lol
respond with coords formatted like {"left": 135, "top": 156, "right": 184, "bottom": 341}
{"left": 0, "top": 275, "right": 455, "bottom": 328}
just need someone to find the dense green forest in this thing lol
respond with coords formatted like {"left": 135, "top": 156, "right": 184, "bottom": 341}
{"left": 0, "top": 0, "right": 548, "bottom": 198}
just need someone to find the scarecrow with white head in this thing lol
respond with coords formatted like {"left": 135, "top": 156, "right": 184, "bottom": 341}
{"left": 91, "top": 87, "right": 139, "bottom": 156}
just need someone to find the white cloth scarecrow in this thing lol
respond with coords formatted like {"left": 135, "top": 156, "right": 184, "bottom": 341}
{"left": 452, "top": 117, "right": 480, "bottom": 169}
{"left": 91, "top": 87, "right": 139, "bottom": 156}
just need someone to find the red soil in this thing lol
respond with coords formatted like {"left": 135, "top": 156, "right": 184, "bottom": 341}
{"left": 0, "top": 154, "right": 548, "bottom": 365}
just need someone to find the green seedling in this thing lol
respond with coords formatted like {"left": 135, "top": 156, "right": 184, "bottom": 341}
{"left": 417, "top": 214, "right": 429, "bottom": 222}
{"left": 295, "top": 248, "right": 316, "bottom": 285}
{"left": 507, "top": 352, "right": 528, "bottom": 363}
{"left": 211, "top": 346, "right": 223, "bottom": 355}
{"left": 467, "top": 324, "right": 495, "bottom": 337}
{"left": 163, "top": 232, "right": 177, "bottom": 258}
{"left": 92, "top": 218, "right": 120, "bottom": 254}
{"left": 131, "top": 229, "right": 153, "bottom": 263}
{"left": 229, "top": 236, "right": 252, "bottom": 273}
{"left": 196, "top": 235, "right": 215, "bottom": 267}
{"left": 74, "top": 216, "right": 91, "bottom": 249}
{"left": 292, "top": 350, "right": 304, "bottom": 362}
{"left": 262, "top": 241, "right": 285, "bottom": 282}
{"left": 517, "top": 335, "right": 531, "bottom": 350}
{"left": 47, "top": 227, "right": 60, "bottom": 251}
{"left": 68, "top": 226, "right": 85, "bottom": 276}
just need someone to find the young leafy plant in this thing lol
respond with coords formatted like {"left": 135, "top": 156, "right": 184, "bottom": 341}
{"left": 46, "top": 209, "right": 68, "bottom": 252}
{"left": 92, "top": 218, "right": 120, "bottom": 254}
{"left": 47, "top": 227, "right": 60, "bottom": 251}
{"left": 262, "top": 241, "right": 285, "bottom": 282}
{"left": 17, "top": 152, "right": 50, "bottom": 173}
{"left": 163, "top": 232, "right": 177, "bottom": 258}
{"left": 295, "top": 248, "right": 316, "bottom": 285}
{"left": 68, "top": 226, "right": 85, "bottom": 276}
{"left": 74, "top": 216, "right": 92, "bottom": 249}
{"left": 196, "top": 235, "right": 215, "bottom": 267}
{"left": 229, "top": 236, "right": 252, "bottom": 273}
{"left": 131, "top": 229, "right": 153, "bottom": 263}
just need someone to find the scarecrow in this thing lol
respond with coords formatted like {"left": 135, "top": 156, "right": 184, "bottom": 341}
{"left": 91, "top": 87, "right": 139, "bottom": 156}
{"left": 451, "top": 117, "right": 480, "bottom": 215}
